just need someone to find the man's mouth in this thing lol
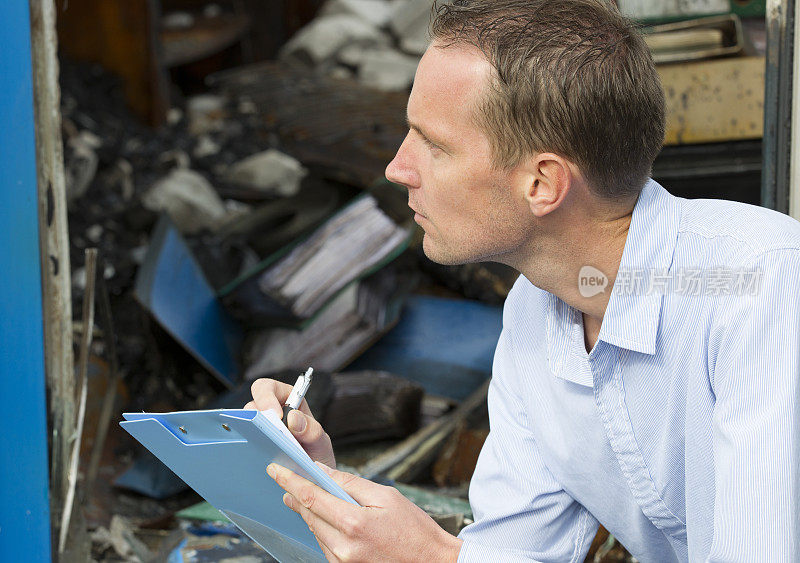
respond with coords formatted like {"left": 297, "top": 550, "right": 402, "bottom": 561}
{"left": 408, "top": 203, "right": 426, "bottom": 219}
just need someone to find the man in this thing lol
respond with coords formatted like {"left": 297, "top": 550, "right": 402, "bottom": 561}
{"left": 247, "top": 0, "right": 800, "bottom": 560}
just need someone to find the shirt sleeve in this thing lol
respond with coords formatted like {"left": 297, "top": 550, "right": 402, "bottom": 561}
{"left": 457, "top": 323, "right": 598, "bottom": 563}
{"left": 706, "top": 248, "right": 800, "bottom": 561}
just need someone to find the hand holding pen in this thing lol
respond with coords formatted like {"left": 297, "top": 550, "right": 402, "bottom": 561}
{"left": 246, "top": 367, "right": 336, "bottom": 468}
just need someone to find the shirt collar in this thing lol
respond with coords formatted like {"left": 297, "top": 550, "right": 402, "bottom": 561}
{"left": 596, "top": 179, "right": 682, "bottom": 355}
{"left": 545, "top": 179, "right": 682, "bottom": 386}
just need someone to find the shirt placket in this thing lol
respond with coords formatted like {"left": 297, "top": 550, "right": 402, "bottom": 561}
{"left": 588, "top": 344, "right": 687, "bottom": 544}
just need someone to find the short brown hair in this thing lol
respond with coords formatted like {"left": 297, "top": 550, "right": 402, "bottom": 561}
{"left": 431, "top": 0, "right": 665, "bottom": 201}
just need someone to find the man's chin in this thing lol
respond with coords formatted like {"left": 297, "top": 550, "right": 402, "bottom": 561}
{"left": 421, "top": 236, "right": 472, "bottom": 266}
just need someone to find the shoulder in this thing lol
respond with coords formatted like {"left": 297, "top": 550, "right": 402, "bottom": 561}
{"left": 491, "top": 275, "right": 551, "bottom": 405}
{"left": 502, "top": 274, "right": 550, "bottom": 330}
{"left": 678, "top": 198, "right": 800, "bottom": 259}
{"left": 496, "top": 274, "right": 551, "bottom": 367}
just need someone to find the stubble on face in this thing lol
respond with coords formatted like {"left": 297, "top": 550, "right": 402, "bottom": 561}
{"left": 419, "top": 170, "right": 533, "bottom": 267}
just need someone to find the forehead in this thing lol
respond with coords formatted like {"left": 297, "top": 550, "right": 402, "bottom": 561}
{"left": 408, "top": 43, "right": 493, "bottom": 135}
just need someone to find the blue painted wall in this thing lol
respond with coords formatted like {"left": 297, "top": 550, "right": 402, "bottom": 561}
{"left": 0, "top": 2, "right": 53, "bottom": 560}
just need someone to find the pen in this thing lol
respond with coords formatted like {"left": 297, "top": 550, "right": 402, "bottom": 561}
{"left": 282, "top": 367, "right": 313, "bottom": 426}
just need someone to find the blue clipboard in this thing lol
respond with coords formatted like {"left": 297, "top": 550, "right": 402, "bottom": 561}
{"left": 120, "top": 409, "right": 358, "bottom": 562}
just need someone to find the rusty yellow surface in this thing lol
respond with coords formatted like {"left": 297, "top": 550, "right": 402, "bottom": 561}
{"left": 658, "top": 56, "right": 765, "bottom": 145}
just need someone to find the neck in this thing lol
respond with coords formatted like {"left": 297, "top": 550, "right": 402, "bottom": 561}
{"left": 511, "top": 204, "right": 634, "bottom": 327}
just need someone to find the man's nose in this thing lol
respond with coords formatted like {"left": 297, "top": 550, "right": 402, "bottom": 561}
{"left": 385, "top": 135, "right": 421, "bottom": 189}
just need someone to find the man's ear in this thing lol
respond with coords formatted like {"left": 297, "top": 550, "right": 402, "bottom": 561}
{"left": 522, "top": 153, "right": 572, "bottom": 218}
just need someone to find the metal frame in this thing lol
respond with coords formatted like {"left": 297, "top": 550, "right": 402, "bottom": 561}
{"left": 791, "top": 0, "right": 800, "bottom": 219}
{"left": 762, "top": 0, "right": 795, "bottom": 213}
{"left": 0, "top": 1, "right": 52, "bottom": 560}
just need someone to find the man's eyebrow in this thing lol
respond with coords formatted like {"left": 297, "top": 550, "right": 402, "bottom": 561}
{"left": 405, "top": 114, "right": 448, "bottom": 149}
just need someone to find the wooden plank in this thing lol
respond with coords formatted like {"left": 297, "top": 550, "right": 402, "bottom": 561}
{"left": 791, "top": 0, "right": 800, "bottom": 220}
{"left": 58, "top": 248, "right": 97, "bottom": 554}
{"left": 56, "top": 0, "right": 168, "bottom": 126}
{"left": 359, "top": 379, "right": 490, "bottom": 482}
{"left": 29, "top": 0, "right": 78, "bottom": 555}
{"left": 659, "top": 56, "right": 765, "bottom": 145}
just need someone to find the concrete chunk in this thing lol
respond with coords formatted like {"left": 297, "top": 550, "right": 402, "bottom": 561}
{"left": 358, "top": 48, "right": 420, "bottom": 91}
{"left": 224, "top": 149, "right": 307, "bottom": 197}
{"left": 319, "top": 0, "right": 396, "bottom": 28}
{"left": 337, "top": 42, "right": 368, "bottom": 67}
{"left": 279, "top": 14, "right": 389, "bottom": 66}
{"left": 64, "top": 130, "right": 101, "bottom": 202}
{"left": 142, "top": 169, "right": 227, "bottom": 234}
{"left": 391, "top": 0, "right": 433, "bottom": 55}
{"left": 186, "top": 94, "right": 227, "bottom": 135}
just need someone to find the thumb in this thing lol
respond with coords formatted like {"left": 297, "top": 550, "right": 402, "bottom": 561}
{"left": 315, "top": 462, "right": 384, "bottom": 505}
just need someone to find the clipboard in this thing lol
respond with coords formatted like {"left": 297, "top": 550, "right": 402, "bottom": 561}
{"left": 120, "top": 409, "right": 358, "bottom": 562}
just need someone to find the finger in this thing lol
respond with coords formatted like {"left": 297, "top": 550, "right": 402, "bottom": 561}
{"left": 268, "top": 464, "right": 359, "bottom": 526}
{"left": 288, "top": 410, "right": 330, "bottom": 445}
{"left": 314, "top": 462, "right": 390, "bottom": 506}
{"left": 250, "top": 378, "right": 291, "bottom": 418}
{"left": 286, "top": 411, "right": 336, "bottom": 467}
{"left": 250, "top": 378, "right": 316, "bottom": 418}
{"left": 282, "top": 492, "right": 342, "bottom": 560}
{"left": 243, "top": 401, "right": 255, "bottom": 409}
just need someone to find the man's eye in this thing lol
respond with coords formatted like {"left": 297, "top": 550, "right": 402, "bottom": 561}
{"left": 422, "top": 137, "right": 441, "bottom": 152}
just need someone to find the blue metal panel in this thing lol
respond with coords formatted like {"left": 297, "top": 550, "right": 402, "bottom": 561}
{"left": 350, "top": 296, "right": 503, "bottom": 400}
{"left": 0, "top": 2, "right": 53, "bottom": 561}
{"left": 134, "top": 216, "right": 243, "bottom": 387}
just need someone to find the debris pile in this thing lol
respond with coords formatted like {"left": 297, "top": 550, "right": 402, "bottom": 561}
{"left": 61, "top": 54, "right": 515, "bottom": 560}
{"left": 58, "top": 10, "right": 518, "bottom": 559}
{"left": 279, "top": 0, "right": 434, "bottom": 92}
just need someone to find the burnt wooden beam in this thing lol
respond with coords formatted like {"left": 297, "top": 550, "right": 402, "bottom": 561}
{"left": 56, "top": 0, "right": 169, "bottom": 127}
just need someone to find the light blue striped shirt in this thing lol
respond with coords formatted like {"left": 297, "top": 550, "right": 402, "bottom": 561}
{"left": 457, "top": 179, "right": 800, "bottom": 562}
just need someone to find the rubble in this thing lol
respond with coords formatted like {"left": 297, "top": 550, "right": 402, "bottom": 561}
{"left": 272, "top": 0, "right": 437, "bottom": 92}
{"left": 186, "top": 94, "right": 227, "bottom": 135}
{"left": 192, "top": 134, "right": 220, "bottom": 159}
{"left": 90, "top": 515, "right": 152, "bottom": 562}
{"left": 242, "top": 273, "right": 404, "bottom": 375}
{"left": 224, "top": 148, "right": 307, "bottom": 196}
{"left": 319, "top": 0, "right": 397, "bottom": 28}
{"left": 279, "top": 14, "right": 390, "bottom": 67}
{"left": 350, "top": 295, "right": 502, "bottom": 400}
{"left": 432, "top": 424, "right": 489, "bottom": 487}
{"left": 141, "top": 169, "right": 228, "bottom": 234}
{"left": 390, "top": 0, "right": 434, "bottom": 55}
{"left": 210, "top": 63, "right": 409, "bottom": 188}
{"left": 64, "top": 130, "right": 102, "bottom": 202}
{"left": 359, "top": 380, "right": 490, "bottom": 482}
{"left": 57, "top": 22, "right": 523, "bottom": 562}
{"left": 358, "top": 47, "right": 420, "bottom": 91}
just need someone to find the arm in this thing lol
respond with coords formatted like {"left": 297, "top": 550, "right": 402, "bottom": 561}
{"left": 707, "top": 249, "right": 800, "bottom": 561}
{"left": 457, "top": 326, "right": 598, "bottom": 563}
